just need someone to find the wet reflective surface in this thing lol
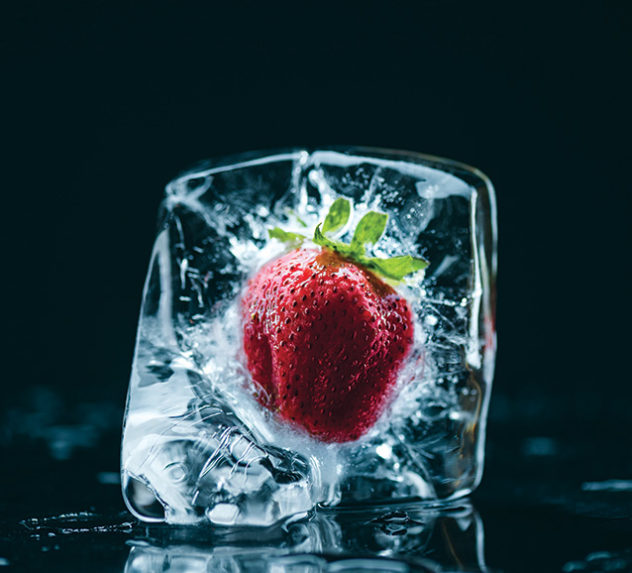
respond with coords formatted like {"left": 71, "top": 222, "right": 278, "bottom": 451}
{"left": 4, "top": 504, "right": 486, "bottom": 572}
{"left": 126, "top": 502, "right": 485, "bottom": 572}
{"left": 1, "top": 391, "right": 631, "bottom": 571}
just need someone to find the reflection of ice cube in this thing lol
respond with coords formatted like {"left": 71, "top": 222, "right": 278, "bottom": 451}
{"left": 121, "top": 148, "right": 496, "bottom": 526}
{"left": 124, "top": 503, "right": 487, "bottom": 572}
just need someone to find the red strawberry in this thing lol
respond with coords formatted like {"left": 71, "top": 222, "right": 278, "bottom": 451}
{"left": 241, "top": 199, "right": 428, "bottom": 443}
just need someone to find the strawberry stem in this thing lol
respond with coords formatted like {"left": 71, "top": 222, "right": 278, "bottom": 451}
{"left": 269, "top": 198, "right": 429, "bottom": 283}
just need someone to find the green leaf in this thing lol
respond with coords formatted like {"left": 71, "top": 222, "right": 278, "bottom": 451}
{"left": 313, "top": 224, "right": 345, "bottom": 252}
{"left": 365, "top": 255, "right": 429, "bottom": 281}
{"left": 322, "top": 197, "right": 351, "bottom": 234}
{"left": 269, "top": 227, "right": 306, "bottom": 244}
{"left": 351, "top": 211, "right": 388, "bottom": 249}
{"left": 270, "top": 202, "right": 430, "bottom": 284}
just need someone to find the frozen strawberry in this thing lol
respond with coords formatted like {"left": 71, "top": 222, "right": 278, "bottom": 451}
{"left": 241, "top": 199, "right": 428, "bottom": 443}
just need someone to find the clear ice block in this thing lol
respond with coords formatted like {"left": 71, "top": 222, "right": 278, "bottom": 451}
{"left": 121, "top": 148, "right": 497, "bottom": 526}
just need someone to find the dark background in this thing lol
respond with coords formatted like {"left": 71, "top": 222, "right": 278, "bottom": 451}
{"left": 6, "top": 0, "right": 630, "bottom": 432}
{"left": 2, "top": 2, "right": 631, "bottom": 571}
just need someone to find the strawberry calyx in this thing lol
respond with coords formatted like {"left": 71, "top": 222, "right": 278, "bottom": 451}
{"left": 269, "top": 198, "right": 429, "bottom": 284}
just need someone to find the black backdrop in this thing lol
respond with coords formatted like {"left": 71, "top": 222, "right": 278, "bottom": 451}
{"left": 3, "top": 0, "right": 631, "bottom": 516}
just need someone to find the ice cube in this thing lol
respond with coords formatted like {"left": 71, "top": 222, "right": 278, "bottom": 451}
{"left": 121, "top": 148, "right": 496, "bottom": 526}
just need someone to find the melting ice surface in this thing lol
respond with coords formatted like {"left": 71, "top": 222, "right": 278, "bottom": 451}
{"left": 121, "top": 149, "right": 497, "bottom": 526}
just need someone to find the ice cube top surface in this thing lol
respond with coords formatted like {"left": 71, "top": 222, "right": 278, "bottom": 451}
{"left": 121, "top": 148, "right": 496, "bottom": 526}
